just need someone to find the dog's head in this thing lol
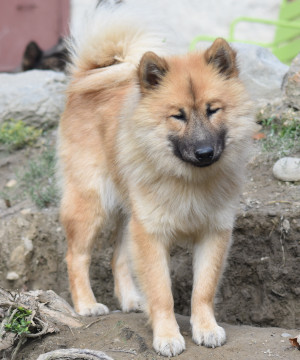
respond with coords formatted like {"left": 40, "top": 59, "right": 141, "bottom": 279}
{"left": 135, "top": 38, "right": 254, "bottom": 174}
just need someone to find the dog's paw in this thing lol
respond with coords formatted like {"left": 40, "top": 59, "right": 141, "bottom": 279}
{"left": 121, "top": 294, "right": 143, "bottom": 313}
{"left": 121, "top": 299, "right": 143, "bottom": 313}
{"left": 77, "top": 303, "right": 109, "bottom": 316}
{"left": 192, "top": 325, "right": 226, "bottom": 348}
{"left": 153, "top": 333, "right": 185, "bottom": 357}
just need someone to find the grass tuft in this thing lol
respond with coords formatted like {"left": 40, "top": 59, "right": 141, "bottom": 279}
{"left": 258, "top": 115, "right": 300, "bottom": 159}
{"left": 0, "top": 119, "right": 42, "bottom": 151}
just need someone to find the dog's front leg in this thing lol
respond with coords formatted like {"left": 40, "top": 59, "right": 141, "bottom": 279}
{"left": 191, "top": 229, "right": 232, "bottom": 348}
{"left": 129, "top": 216, "right": 185, "bottom": 357}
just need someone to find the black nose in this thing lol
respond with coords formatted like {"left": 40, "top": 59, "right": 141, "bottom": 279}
{"left": 195, "top": 146, "right": 214, "bottom": 161}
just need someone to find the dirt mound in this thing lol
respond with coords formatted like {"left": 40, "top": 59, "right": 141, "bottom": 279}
{"left": 1, "top": 182, "right": 299, "bottom": 330}
{"left": 0, "top": 130, "right": 299, "bottom": 331}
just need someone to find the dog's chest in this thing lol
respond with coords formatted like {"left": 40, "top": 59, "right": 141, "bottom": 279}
{"left": 132, "top": 181, "right": 237, "bottom": 236}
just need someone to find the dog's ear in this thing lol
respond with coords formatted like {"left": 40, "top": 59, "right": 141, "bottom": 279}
{"left": 138, "top": 51, "right": 169, "bottom": 92}
{"left": 204, "top": 38, "right": 238, "bottom": 78}
{"left": 22, "top": 41, "right": 43, "bottom": 71}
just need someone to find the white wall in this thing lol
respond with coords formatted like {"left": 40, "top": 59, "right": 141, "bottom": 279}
{"left": 70, "top": 0, "right": 281, "bottom": 50}
{"left": 70, "top": 0, "right": 97, "bottom": 32}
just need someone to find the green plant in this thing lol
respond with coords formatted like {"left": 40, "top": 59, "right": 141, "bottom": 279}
{"left": 260, "top": 116, "right": 300, "bottom": 158}
{"left": 0, "top": 119, "right": 42, "bottom": 150}
{"left": 21, "top": 147, "right": 59, "bottom": 208}
{"left": 4, "top": 307, "right": 32, "bottom": 335}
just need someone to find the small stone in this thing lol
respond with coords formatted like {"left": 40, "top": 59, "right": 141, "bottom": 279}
{"left": 282, "top": 219, "right": 290, "bottom": 233}
{"left": 6, "top": 271, "right": 19, "bottom": 280}
{"left": 293, "top": 287, "right": 300, "bottom": 296}
{"left": 5, "top": 179, "right": 17, "bottom": 188}
{"left": 281, "top": 332, "right": 292, "bottom": 338}
{"left": 273, "top": 157, "right": 300, "bottom": 182}
{"left": 260, "top": 256, "right": 269, "bottom": 261}
{"left": 20, "top": 208, "right": 31, "bottom": 215}
{"left": 23, "top": 237, "right": 33, "bottom": 252}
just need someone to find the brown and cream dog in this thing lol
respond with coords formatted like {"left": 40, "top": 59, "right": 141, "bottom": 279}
{"left": 58, "top": 3, "right": 256, "bottom": 357}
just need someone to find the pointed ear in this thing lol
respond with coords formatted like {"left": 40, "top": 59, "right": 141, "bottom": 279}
{"left": 22, "top": 41, "right": 42, "bottom": 71}
{"left": 138, "top": 51, "right": 169, "bottom": 92}
{"left": 204, "top": 38, "right": 238, "bottom": 78}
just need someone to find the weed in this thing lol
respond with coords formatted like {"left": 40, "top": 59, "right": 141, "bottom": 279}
{"left": 0, "top": 119, "right": 42, "bottom": 151}
{"left": 4, "top": 307, "right": 32, "bottom": 335}
{"left": 259, "top": 116, "right": 300, "bottom": 159}
{"left": 21, "top": 147, "right": 59, "bottom": 208}
{"left": 0, "top": 146, "right": 59, "bottom": 208}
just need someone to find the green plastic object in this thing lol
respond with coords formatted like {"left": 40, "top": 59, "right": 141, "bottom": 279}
{"left": 189, "top": 0, "right": 300, "bottom": 64}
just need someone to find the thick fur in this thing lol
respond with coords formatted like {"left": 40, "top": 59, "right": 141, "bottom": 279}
{"left": 58, "top": 3, "right": 257, "bottom": 357}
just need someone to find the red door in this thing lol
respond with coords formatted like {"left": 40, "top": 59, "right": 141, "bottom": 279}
{"left": 0, "top": 0, "right": 70, "bottom": 71}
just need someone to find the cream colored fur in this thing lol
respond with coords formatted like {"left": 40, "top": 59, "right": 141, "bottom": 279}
{"left": 58, "top": 2, "right": 257, "bottom": 357}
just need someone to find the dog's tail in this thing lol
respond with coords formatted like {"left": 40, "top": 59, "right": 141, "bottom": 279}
{"left": 68, "top": 1, "right": 170, "bottom": 93}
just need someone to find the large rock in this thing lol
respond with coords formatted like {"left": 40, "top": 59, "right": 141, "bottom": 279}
{"left": 0, "top": 70, "right": 67, "bottom": 128}
{"left": 283, "top": 53, "right": 300, "bottom": 110}
{"left": 233, "top": 43, "right": 288, "bottom": 107}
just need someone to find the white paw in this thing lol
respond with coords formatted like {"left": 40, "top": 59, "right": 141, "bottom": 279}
{"left": 121, "top": 295, "right": 143, "bottom": 313}
{"left": 153, "top": 333, "right": 185, "bottom": 357}
{"left": 192, "top": 325, "right": 226, "bottom": 348}
{"left": 77, "top": 303, "right": 109, "bottom": 316}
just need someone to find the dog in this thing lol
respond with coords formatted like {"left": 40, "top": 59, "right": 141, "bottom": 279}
{"left": 58, "top": 2, "right": 256, "bottom": 357}
{"left": 22, "top": 39, "right": 68, "bottom": 72}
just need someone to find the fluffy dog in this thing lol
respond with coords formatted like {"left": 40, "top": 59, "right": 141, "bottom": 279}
{"left": 58, "top": 2, "right": 256, "bottom": 357}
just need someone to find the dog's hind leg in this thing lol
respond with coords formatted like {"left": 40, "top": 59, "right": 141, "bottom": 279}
{"left": 191, "top": 229, "right": 232, "bottom": 348}
{"left": 112, "top": 219, "right": 143, "bottom": 313}
{"left": 61, "top": 185, "right": 109, "bottom": 316}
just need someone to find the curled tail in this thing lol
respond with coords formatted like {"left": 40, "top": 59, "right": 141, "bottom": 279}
{"left": 68, "top": 1, "right": 170, "bottom": 93}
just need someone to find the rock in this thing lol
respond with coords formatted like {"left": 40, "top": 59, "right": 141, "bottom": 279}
{"left": 281, "top": 332, "right": 292, "bottom": 338}
{"left": 5, "top": 179, "right": 17, "bottom": 188}
{"left": 23, "top": 237, "right": 33, "bottom": 252}
{"left": 20, "top": 208, "right": 32, "bottom": 215}
{"left": 273, "top": 157, "right": 300, "bottom": 182}
{"left": 232, "top": 44, "right": 288, "bottom": 107}
{"left": 0, "top": 70, "right": 67, "bottom": 129}
{"left": 6, "top": 271, "right": 19, "bottom": 280}
{"left": 283, "top": 53, "right": 300, "bottom": 110}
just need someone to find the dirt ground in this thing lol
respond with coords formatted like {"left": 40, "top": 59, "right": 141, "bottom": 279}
{"left": 0, "top": 130, "right": 300, "bottom": 359}
{"left": 15, "top": 312, "right": 300, "bottom": 360}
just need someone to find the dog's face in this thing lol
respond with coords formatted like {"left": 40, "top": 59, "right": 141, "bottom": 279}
{"left": 136, "top": 39, "right": 253, "bottom": 173}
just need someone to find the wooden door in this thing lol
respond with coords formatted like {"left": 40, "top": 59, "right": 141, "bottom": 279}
{"left": 0, "top": 0, "right": 69, "bottom": 71}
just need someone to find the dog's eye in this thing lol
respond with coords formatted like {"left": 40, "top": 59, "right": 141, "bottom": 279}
{"left": 172, "top": 109, "right": 186, "bottom": 122}
{"left": 206, "top": 105, "right": 221, "bottom": 117}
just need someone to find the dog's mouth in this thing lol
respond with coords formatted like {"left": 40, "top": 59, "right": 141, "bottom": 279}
{"left": 168, "top": 134, "right": 226, "bottom": 168}
{"left": 174, "top": 147, "right": 223, "bottom": 168}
